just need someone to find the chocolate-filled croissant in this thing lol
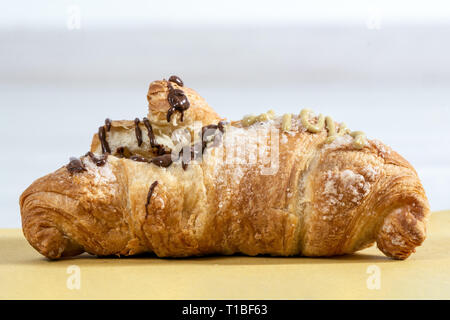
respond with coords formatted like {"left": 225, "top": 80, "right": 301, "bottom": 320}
{"left": 19, "top": 78, "right": 430, "bottom": 260}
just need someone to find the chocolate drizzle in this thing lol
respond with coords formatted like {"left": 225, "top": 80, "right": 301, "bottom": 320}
{"left": 201, "top": 122, "right": 227, "bottom": 152}
{"left": 86, "top": 152, "right": 108, "bottom": 166}
{"left": 176, "top": 121, "right": 228, "bottom": 170}
{"left": 130, "top": 155, "right": 148, "bottom": 162}
{"left": 179, "top": 144, "right": 201, "bottom": 171}
{"left": 101, "top": 116, "right": 226, "bottom": 171}
{"left": 142, "top": 117, "right": 156, "bottom": 146}
{"left": 169, "top": 75, "right": 184, "bottom": 87}
{"left": 182, "top": 160, "right": 188, "bottom": 171}
{"left": 117, "top": 152, "right": 173, "bottom": 168}
{"left": 218, "top": 121, "right": 227, "bottom": 133}
{"left": 116, "top": 146, "right": 132, "bottom": 158}
{"left": 151, "top": 154, "right": 173, "bottom": 167}
{"left": 166, "top": 80, "right": 190, "bottom": 122}
{"left": 145, "top": 181, "right": 159, "bottom": 219}
{"left": 202, "top": 124, "right": 219, "bottom": 136}
{"left": 105, "top": 118, "right": 112, "bottom": 132}
{"left": 143, "top": 117, "right": 168, "bottom": 155}
{"left": 201, "top": 124, "right": 219, "bottom": 152}
{"left": 98, "top": 126, "right": 111, "bottom": 154}
{"left": 134, "top": 118, "right": 143, "bottom": 147}
{"left": 66, "top": 157, "right": 86, "bottom": 174}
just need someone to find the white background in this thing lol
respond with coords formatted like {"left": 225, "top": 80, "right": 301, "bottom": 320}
{"left": 1, "top": 0, "right": 449, "bottom": 227}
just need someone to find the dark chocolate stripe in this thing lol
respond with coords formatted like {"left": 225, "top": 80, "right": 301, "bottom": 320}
{"left": 116, "top": 146, "right": 131, "bottom": 158}
{"left": 166, "top": 81, "right": 190, "bottom": 122}
{"left": 134, "top": 118, "right": 143, "bottom": 147}
{"left": 145, "top": 181, "right": 159, "bottom": 219}
{"left": 168, "top": 75, "right": 183, "bottom": 87}
{"left": 218, "top": 121, "right": 228, "bottom": 133}
{"left": 177, "top": 121, "right": 227, "bottom": 171}
{"left": 151, "top": 154, "right": 173, "bottom": 167}
{"left": 130, "top": 155, "right": 148, "bottom": 162}
{"left": 98, "top": 126, "right": 111, "bottom": 154}
{"left": 105, "top": 118, "right": 112, "bottom": 132}
{"left": 86, "top": 152, "right": 108, "bottom": 166}
{"left": 178, "top": 143, "right": 202, "bottom": 171}
{"left": 166, "top": 107, "right": 177, "bottom": 122}
{"left": 200, "top": 122, "right": 226, "bottom": 153}
{"left": 143, "top": 117, "right": 157, "bottom": 147}
{"left": 66, "top": 157, "right": 86, "bottom": 174}
{"left": 143, "top": 117, "right": 168, "bottom": 155}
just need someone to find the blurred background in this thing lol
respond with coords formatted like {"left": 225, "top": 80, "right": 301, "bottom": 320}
{"left": 1, "top": 0, "right": 449, "bottom": 227}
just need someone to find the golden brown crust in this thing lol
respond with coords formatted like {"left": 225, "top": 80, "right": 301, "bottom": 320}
{"left": 18, "top": 78, "right": 431, "bottom": 260}
{"left": 146, "top": 79, "right": 221, "bottom": 130}
{"left": 20, "top": 114, "right": 430, "bottom": 260}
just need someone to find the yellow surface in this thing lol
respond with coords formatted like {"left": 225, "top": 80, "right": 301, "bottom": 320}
{"left": 1, "top": 211, "right": 450, "bottom": 300}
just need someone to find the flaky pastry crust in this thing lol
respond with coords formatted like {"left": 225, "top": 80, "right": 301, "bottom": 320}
{"left": 20, "top": 80, "right": 430, "bottom": 260}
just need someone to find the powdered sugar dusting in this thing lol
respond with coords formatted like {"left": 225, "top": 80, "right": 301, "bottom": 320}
{"left": 319, "top": 169, "right": 371, "bottom": 215}
{"left": 382, "top": 223, "right": 394, "bottom": 233}
{"left": 381, "top": 209, "right": 407, "bottom": 247}
{"left": 82, "top": 157, "right": 116, "bottom": 185}
{"left": 391, "top": 236, "right": 405, "bottom": 246}
{"left": 205, "top": 120, "right": 282, "bottom": 211}
{"left": 323, "top": 135, "right": 353, "bottom": 150}
{"left": 290, "top": 116, "right": 307, "bottom": 132}
{"left": 372, "top": 139, "right": 392, "bottom": 157}
{"left": 340, "top": 169, "right": 371, "bottom": 202}
{"left": 362, "top": 165, "right": 380, "bottom": 181}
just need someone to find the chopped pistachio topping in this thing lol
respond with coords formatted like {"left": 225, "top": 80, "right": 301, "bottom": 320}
{"left": 241, "top": 107, "right": 367, "bottom": 149}
{"left": 266, "top": 109, "right": 276, "bottom": 119}
{"left": 350, "top": 131, "right": 367, "bottom": 149}
{"left": 257, "top": 113, "right": 269, "bottom": 122}
{"left": 242, "top": 115, "right": 257, "bottom": 127}
{"left": 299, "top": 109, "right": 366, "bottom": 149}
{"left": 300, "top": 109, "right": 325, "bottom": 133}
{"left": 338, "top": 123, "right": 351, "bottom": 135}
{"left": 241, "top": 110, "right": 277, "bottom": 127}
{"left": 325, "top": 116, "right": 335, "bottom": 135}
{"left": 281, "top": 113, "right": 292, "bottom": 132}
{"left": 325, "top": 122, "right": 351, "bottom": 143}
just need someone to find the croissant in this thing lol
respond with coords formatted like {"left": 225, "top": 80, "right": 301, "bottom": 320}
{"left": 20, "top": 77, "right": 430, "bottom": 260}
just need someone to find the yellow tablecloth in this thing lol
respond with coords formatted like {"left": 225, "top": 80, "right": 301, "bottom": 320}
{"left": 1, "top": 211, "right": 449, "bottom": 300}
